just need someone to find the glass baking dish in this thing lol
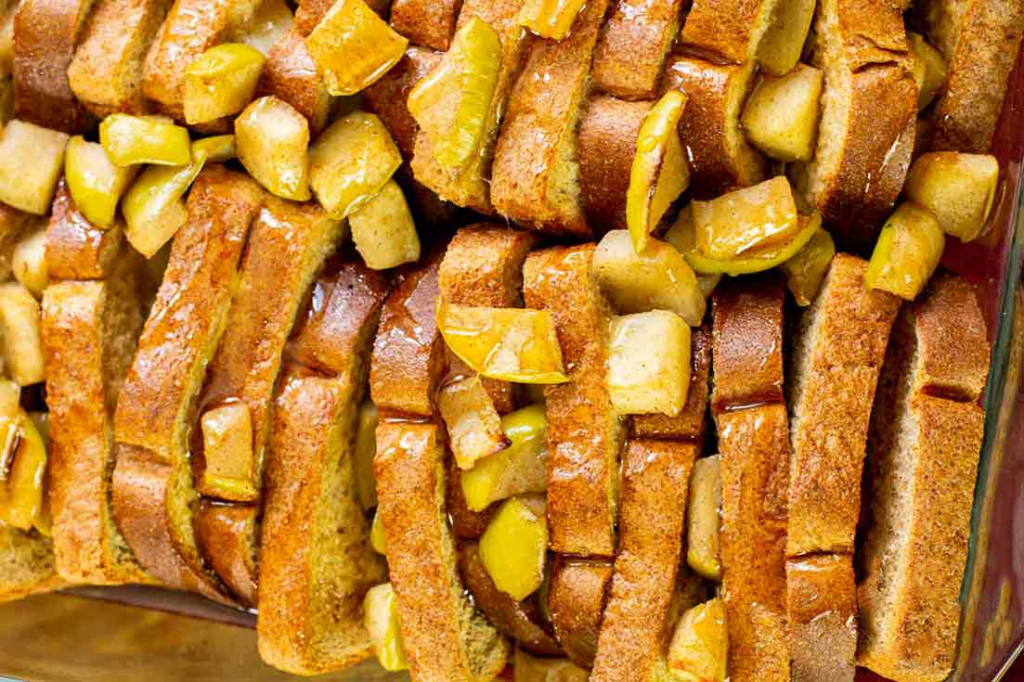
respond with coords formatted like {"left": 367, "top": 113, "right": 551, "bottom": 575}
{"left": 0, "top": 51, "right": 1021, "bottom": 682}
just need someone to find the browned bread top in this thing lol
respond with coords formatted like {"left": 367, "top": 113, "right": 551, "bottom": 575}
{"left": 257, "top": 28, "right": 331, "bottom": 137}
{"left": 44, "top": 180, "right": 124, "bottom": 282}
{"left": 547, "top": 556, "right": 614, "bottom": 669}
{"left": 590, "top": 439, "right": 696, "bottom": 682}
{"left": 591, "top": 0, "right": 682, "bottom": 100}
{"left": 632, "top": 323, "right": 712, "bottom": 441}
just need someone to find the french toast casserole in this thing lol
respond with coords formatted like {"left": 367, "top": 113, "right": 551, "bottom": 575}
{"left": 0, "top": 0, "right": 1018, "bottom": 677}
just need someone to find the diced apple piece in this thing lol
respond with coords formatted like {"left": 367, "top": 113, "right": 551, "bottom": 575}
{"left": 436, "top": 302, "right": 569, "bottom": 384}
{"left": 64, "top": 136, "right": 138, "bottom": 228}
{"left": 199, "top": 402, "right": 257, "bottom": 501}
{"left": 0, "top": 381, "right": 20, "bottom": 481}
{"left": 407, "top": 17, "right": 501, "bottom": 173}
{"left": 242, "top": 0, "right": 295, "bottom": 56}
{"left": 780, "top": 228, "right": 835, "bottom": 306}
{"left": 667, "top": 597, "right": 728, "bottom": 682}
{"left": 349, "top": 180, "right": 420, "bottom": 269}
{"left": 684, "top": 210, "right": 822, "bottom": 276}
{"left": 907, "top": 32, "right": 946, "bottom": 111}
{"left": 741, "top": 65, "right": 823, "bottom": 162}
{"left": 304, "top": 0, "right": 408, "bottom": 96}
{"left": 235, "top": 96, "right": 310, "bottom": 201}
{"left": 608, "top": 311, "right": 690, "bottom": 416}
{"left": 191, "top": 134, "right": 237, "bottom": 163}
{"left": 461, "top": 403, "right": 548, "bottom": 512}
{"left": 11, "top": 223, "right": 47, "bottom": 298}
{"left": 517, "top": 0, "right": 585, "bottom": 40}
{"left": 904, "top": 152, "right": 999, "bottom": 242}
{"left": 364, "top": 583, "right": 409, "bottom": 672}
{"left": 184, "top": 43, "right": 266, "bottom": 125}
{"left": 0, "top": 120, "right": 69, "bottom": 215}
{"left": 593, "top": 230, "right": 705, "bottom": 326}
{"left": 439, "top": 373, "right": 509, "bottom": 470}
{"left": 354, "top": 401, "right": 378, "bottom": 511}
{"left": 0, "top": 410, "right": 47, "bottom": 532}
{"left": 371, "top": 508, "right": 387, "bottom": 555}
{"left": 479, "top": 496, "right": 548, "bottom": 601}
{"left": 309, "top": 111, "right": 402, "bottom": 218}
{"left": 692, "top": 176, "right": 799, "bottom": 259}
{"left": 627, "top": 90, "right": 689, "bottom": 253}
{"left": 664, "top": 206, "right": 723, "bottom": 297}
{"left": 514, "top": 648, "right": 589, "bottom": 682}
{"left": 756, "top": 0, "right": 815, "bottom": 76}
{"left": 0, "top": 282, "right": 44, "bottom": 386}
{"left": 866, "top": 202, "right": 945, "bottom": 301}
{"left": 99, "top": 114, "right": 191, "bottom": 167}
{"left": 686, "top": 455, "right": 722, "bottom": 580}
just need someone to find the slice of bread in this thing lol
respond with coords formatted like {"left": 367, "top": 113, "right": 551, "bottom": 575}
{"left": 194, "top": 502, "right": 258, "bottom": 605}
{"left": 788, "top": 553, "right": 857, "bottom": 682}
{"left": 490, "top": 0, "right": 610, "bottom": 237}
{"left": 257, "top": 260, "right": 390, "bottom": 674}
{"left": 547, "top": 556, "right": 614, "bottom": 669}
{"left": 43, "top": 180, "right": 123, "bottom": 281}
{"left": 663, "top": 55, "right": 766, "bottom": 197}
{"left": 12, "top": 0, "right": 95, "bottom": 131}
{"left": 857, "top": 272, "right": 990, "bottom": 682}
{"left": 631, "top": 323, "right": 711, "bottom": 442}
{"left": 523, "top": 244, "right": 623, "bottom": 557}
{"left": 590, "top": 439, "right": 696, "bottom": 682}
{"left": 374, "top": 421, "right": 510, "bottom": 682}
{"left": 67, "top": 0, "right": 170, "bottom": 117}
{"left": 591, "top": 0, "right": 681, "bottom": 100}
{"left": 0, "top": 524, "right": 62, "bottom": 602}
{"left": 577, "top": 96, "right": 652, "bottom": 234}
{"left": 679, "top": 0, "right": 780, "bottom": 64}
{"left": 924, "top": 0, "right": 1024, "bottom": 152}
{"left": 389, "top": 0, "right": 462, "bottom": 51}
{"left": 112, "top": 166, "right": 263, "bottom": 604}
{"left": 712, "top": 276, "right": 790, "bottom": 682}
{"left": 256, "top": 28, "right": 331, "bottom": 136}
{"left": 802, "top": 0, "right": 916, "bottom": 250}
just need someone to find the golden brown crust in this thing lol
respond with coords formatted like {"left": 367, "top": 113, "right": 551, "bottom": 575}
{"left": 490, "top": 0, "right": 610, "bottom": 236}
{"left": 194, "top": 502, "right": 258, "bottom": 605}
{"left": 787, "top": 254, "right": 901, "bottom": 556}
{"left": 369, "top": 249, "right": 447, "bottom": 416}
{"left": 787, "top": 554, "right": 857, "bottom": 682}
{"left": 523, "top": 245, "right": 623, "bottom": 557}
{"left": 389, "top": 0, "right": 461, "bottom": 50}
{"left": 44, "top": 180, "right": 124, "bottom": 282}
{"left": 591, "top": 0, "right": 681, "bottom": 100}
{"left": 374, "top": 421, "right": 510, "bottom": 682}
{"left": 663, "top": 54, "right": 766, "bottom": 197}
{"left": 363, "top": 47, "right": 442, "bottom": 159}
{"left": 67, "top": 0, "right": 171, "bottom": 117}
{"left": 257, "top": 28, "right": 331, "bottom": 136}
{"left": 439, "top": 224, "right": 538, "bottom": 413}
{"left": 590, "top": 439, "right": 696, "bottom": 682}
{"left": 631, "top": 323, "right": 711, "bottom": 441}
{"left": 547, "top": 556, "right": 614, "bottom": 669}
{"left": 12, "top": 0, "right": 95, "bottom": 132}
{"left": 679, "top": 0, "right": 778, "bottom": 63}
{"left": 577, "top": 96, "right": 651, "bottom": 234}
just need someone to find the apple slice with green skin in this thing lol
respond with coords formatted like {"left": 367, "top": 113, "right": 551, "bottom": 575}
{"left": 691, "top": 175, "right": 799, "bottom": 260}
{"left": 99, "top": 114, "right": 191, "bottom": 167}
{"left": 461, "top": 403, "right": 548, "bottom": 513}
{"left": 681, "top": 210, "right": 822, "bottom": 277}
{"left": 0, "top": 408, "right": 48, "bottom": 534}
{"left": 64, "top": 136, "right": 137, "bottom": 228}
{"left": 191, "top": 135, "right": 237, "bottom": 163}
{"left": 866, "top": 202, "right": 945, "bottom": 301}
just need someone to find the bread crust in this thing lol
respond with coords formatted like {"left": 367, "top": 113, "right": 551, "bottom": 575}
{"left": 363, "top": 47, "right": 442, "bottom": 159}
{"left": 679, "top": 0, "right": 779, "bottom": 63}
{"left": 577, "top": 96, "right": 651, "bottom": 234}
{"left": 591, "top": 0, "right": 680, "bottom": 100}
{"left": 0, "top": 526, "right": 63, "bottom": 603}
{"left": 631, "top": 323, "right": 711, "bottom": 441}
{"left": 194, "top": 501, "right": 258, "bottom": 605}
{"left": 374, "top": 421, "right": 510, "bottom": 682}
{"left": 547, "top": 556, "right": 614, "bottom": 669}
{"left": 523, "top": 245, "right": 623, "bottom": 557}
{"left": 390, "top": 0, "right": 461, "bottom": 50}
{"left": 490, "top": 0, "right": 610, "bottom": 236}
{"left": 257, "top": 28, "right": 331, "bottom": 136}
{"left": 12, "top": 0, "right": 95, "bottom": 131}
{"left": 590, "top": 439, "right": 696, "bottom": 682}
{"left": 369, "top": 248, "right": 446, "bottom": 416}
{"left": 67, "top": 0, "right": 171, "bottom": 117}
{"left": 44, "top": 180, "right": 124, "bottom": 282}
{"left": 787, "top": 553, "right": 857, "bottom": 682}
{"left": 663, "top": 55, "right": 766, "bottom": 197}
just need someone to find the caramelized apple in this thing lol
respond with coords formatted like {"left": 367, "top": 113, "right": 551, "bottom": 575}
{"left": 741, "top": 65, "right": 823, "bottom": 162}
{"left": 199, "top": 403, "right": 257, "bottom": 501}
{"left": 692, "top": 176, "right": 799, "bottom": 259}
{"left": 0, "top": 282, "right": 45, "bottom": 386}
{"left": 191, "top": 134, "right": 237, "bottom": 163}
{"left": 364, "top": 583, "right": 409, "bottom": 671}
{"left": 865, "top": 202, "right": 944, "bottom": 300}
{"left": 686, "top": 455, "right": 722, "bottom": 580}
{"left": 479, "top": 496, "right": 548, "bottom": 601}
{"left": 461, "top": 404, "right": 548, "bottom": 512}
{"left": 438, "top": 373, "right": 509, "bottom": 470}
{"left": 608, "top": 311, "right": 691, "bottom": 416}
{"left": 11, "top": 223, "right": 48, "bottom": 298}
{"left": 348, "top": 179, "right": 420, "bottom": 269}
{"left": 518, "top": 0, "right": 586, "bottom": 39}
{"left": 235, "top": 96, "right": 310, "bottom": 201}
{"left": 667, "top": 597, "right": 728, "bottom": 682}
{"left": 354, "top": 401, "right": 378, "bottom": 511}
{"left": 0, "top": 120, "right": 69, "bottom": 215}
{"left": 184, "top": 43, "right": 266, "bottom": 124}
{"left": 904, "top": 152, "right": 999, "bottom": 242}
{"left": 514, "top": 648, "right": 589, "bottom": 681}
{"left": 780, "top": 228, "right": 835, "bottom": 306}
{"left": 64, "top": 136, "right": 137, "bottom": 228}
{"left": 99, "top": 114, "right": 191, "bottom": 167}
{"left": 907, "top": 32, "right": 946, "bottom": 111}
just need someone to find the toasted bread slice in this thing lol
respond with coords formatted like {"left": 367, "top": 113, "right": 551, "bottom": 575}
{"left": 577, "top": 96, "right": 651, "bottom": 234}
{"left": 925, "top": 0, "right": 1024, "bottom": 152}
{"left": 787, "top": 254, "right": 901, "bottom": 556}
{"left": 256, "top": 28, "right": 331, "bottom": 136}
{"left": 712, "top": 277, "right": 790, "bottom": 682}
{"left": 374, "top": 421, "right": 510, "bottom": 682}
{"left": 44, "top": 180, "right": 123, "bottom": 282}
{"left": 438, "top": 224, "right": 538, "bottom": 414}
{"left": 364, "top": 46, "right": 442, "bottom": 159}
{"left": 679, "top": 0, "right": 780, "bottom": 63}
{"left": 788, "top": 553, "right": 857, "bottom": 682}
{"left": 42, "top": 244, "right": 147, "bottom": 585}
{"left": 192, "top": 198, "right": 342, "bottom": 604}
{"left": 591, "top": 0, "right": 681, "bottom": 100}
{"left": 663, "top": 55, "right": 766, "bottom": 197}
{"left": 194, "top": 502, "right": 258, "bottom": 605}
{"left": 12, "top": 0, "right": 95, "bottom": 131}
{"left": 590, "top": 439, "right": 696, "bottom": 682}
{"left": 490, "top": 0, "right": 610, "bottom": 236}
{"left": 447, "top": 456, "right": 495, "bottom": 539}
{"left": 369, "top": 248, "right": 446, "bottom": 416}
{"left": 67, "top": 0, "right": 170, "bottom": 117}
{"left": 547, "top": 556, "right": 614, "bottom": 669}
{"left": 257, "top": 260, "right": 390, "bottom": 674}
{"left": 389, "top": 0, "right": 461, "bottom": 50}
{"left": 523, "top": 244, "right": 623, "bottom": 557}
{"left": 0, "top": 525, "right": 62, "bottom": 603}
{"left": 0, "top": 203, "right": 34, "bottom": 283}
{"left": 458, "top": 542, "right": 563, "bottom": 656}
{"left": 802, "top": 0, "right": 916, "bottom": 250}
{"left": 857, "top": 273, "right": 990, "bottom": 682}
{"left": 112, "top": 166, "right": 263, "bottom": 603}
{"left": 143, "top": 0, "right": 260, "bottom": 120}
{"left": 410, "top": 0, "right": 527, "bottom": 214}
{"left": 632, "top": 323, "right": 711, "bottom": 441}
